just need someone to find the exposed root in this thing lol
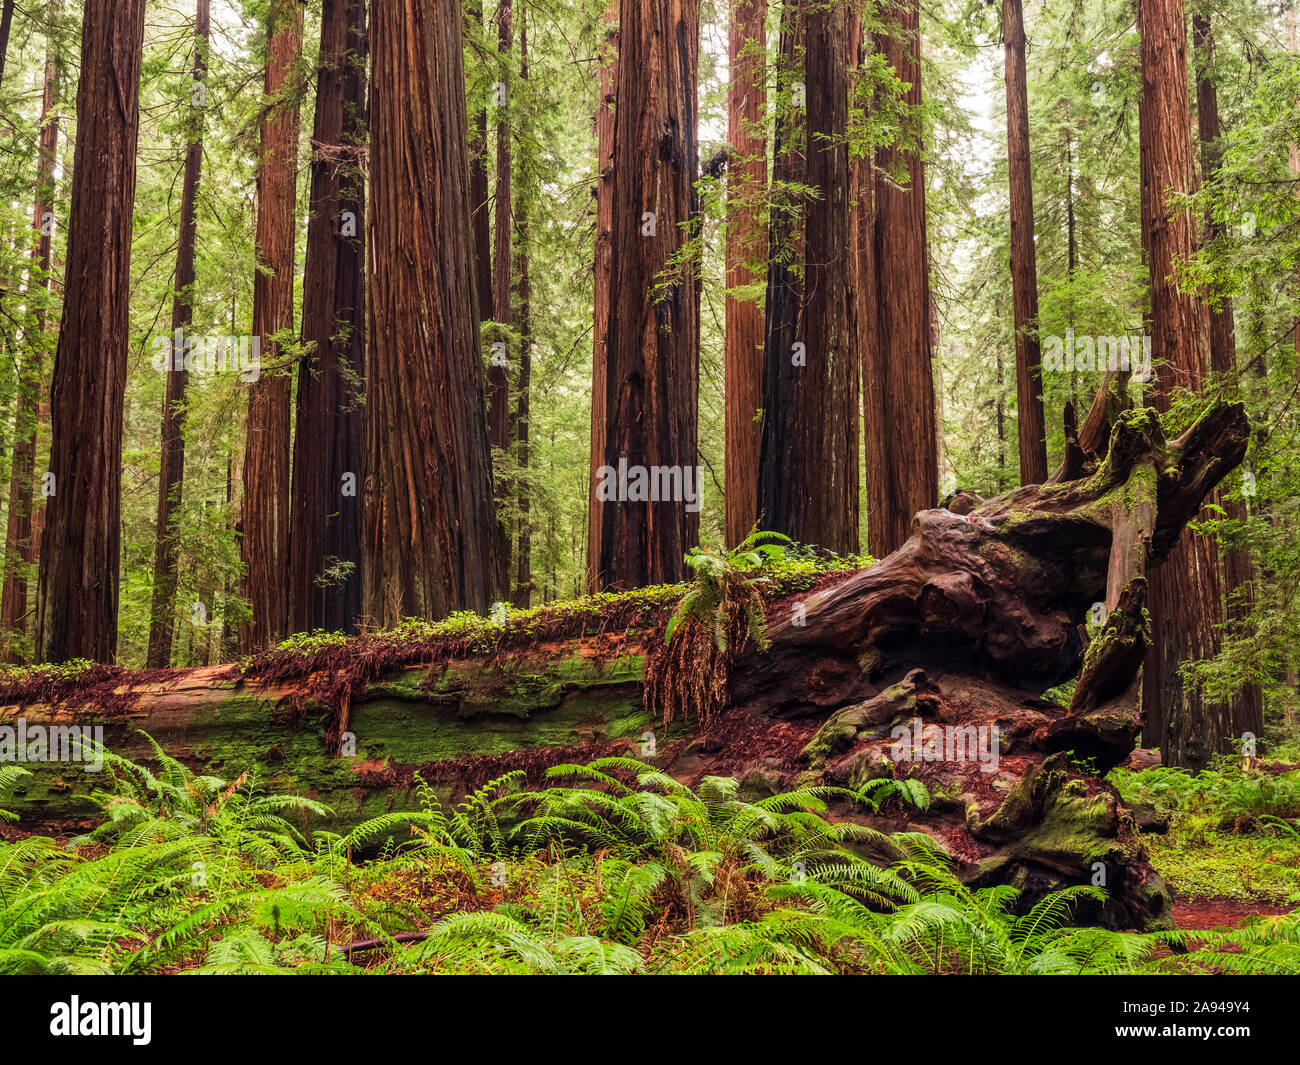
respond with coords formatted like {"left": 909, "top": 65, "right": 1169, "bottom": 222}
{"left": 644, "top": 565, "right": 769, "bottom": 734}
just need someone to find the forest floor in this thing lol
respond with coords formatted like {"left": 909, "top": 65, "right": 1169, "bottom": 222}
{"left": 1109, "top": 754, "right": 1300, "bottom": 939}
{"left": 1173, "top": 898, "right": 1295, "bottom": 931}
{"left": 4, "top": 736, "right": 1299, "bottom": 973}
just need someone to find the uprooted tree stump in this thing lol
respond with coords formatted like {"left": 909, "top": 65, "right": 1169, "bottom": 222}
{"left": 0, "top": 402, "right": 1249, "bottom": 931}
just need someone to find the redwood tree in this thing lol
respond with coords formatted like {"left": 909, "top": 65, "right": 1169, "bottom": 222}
{"left": 470, "top": 1, "right": 494, "bottom": 327}
{"left": 863, "top": 0, "right": 938, "bottom": 557}
{"left": 2, "top": 34, "right": 58, "bottom": 662}
{"left": 146, "top": 0, "right": 210, "bottom": 668}
{"left": 1192, "top": 10, "right": 1263, "bottom": 740}
{"left": 590, "top": 0, "right": 701, "bottom": 590}
{"left": 850, "top": 10, "right": 879, "bottom": 540}
{"left": 1138, "top": 0, "right": 1226, "bottom": 768}
{"left": 0, "top": 0, "right": 14, "bottom": 88}
{"left": 1002, "top": 0, "right": 1047, "bottom": 484}
{"left": 585, "top": 3, "right": 617, "bottom": 591}
{"left": 288, "top": 0, "right": 366, "bottom": 637}
{"left": 757, "top": 0, "right": 859, "bottom": 554}
{"left": 489, "top": 0, "right": 514, "bottom": 598}
{"left": 724, "top": 0, "right": 766, "bottom": 547}
{"left": 512, "top": 4, "right": 533, "bottom": 608}
{"left": 36, "top": 0, "right": 147, "bottom": 663}
{"left": 366, "top": 0, "right": 498, "bottom": 623}
{"left": 241, "top": 0, "right": 303, "bottom": 650}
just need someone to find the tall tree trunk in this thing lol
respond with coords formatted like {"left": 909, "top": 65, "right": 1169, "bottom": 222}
{"left": 1065, "top": 130, "right": 1076, "bottom": 280}
{"left": 146, "top": 0, "right": 210, "bottom": 668}
{"left": 1, "top": 30, "right": 58, "bottom": 663}
{"left": 590, "top": 0, "right": 700, "bottom": 590}
{"left": 585, "top": 3, "right": 618, "bottom": 591}
{"left": 0, "top": 0, "right": 14, "bottom": 88}
{"left": 35, "top": 0, "right": 146, "bottom": 663}
{"left": 1192, "top": 11, "right": 1263, "bottom": 741}
{"left": 366, "top": 0, "right": 498, "bottom": 624}
{"left": 468, "top": 2, "right": 500, "bottom": 597}
{"left": 757, "top": 0, "right": 858, "bottom": 554}
{"left": 1064, "top": 126, "right": 1079, "bottom": 407}
{"left": 288, "top": 0, "right": 366, "bottom": 637}
{"left": 723, "top": 0, "right": 765, "bottom": 547}
{"left": 850, "top": 12, "right": 879, "bottom": 552}
{"left": 489, "top": 0, "right": 514, "bottom": 599}
{"left": 221, "top": 450, "right": 237, "bottom": 659}
{"left": 512, "top": 4, "right": 532, "bottom": 609}
{"left": 241, "top": 0, "right": 303, "bottom": 650}
{"left": 1290, "top": 4, "right": 1300, "bottom": 358}
{"left": 863, "top": 0, "right": 937, "bottom": 557}
{"left": 1065, "top": 123, "right": 1076, "bottom": 371}
{"left": 996, "top": 335, "right": 1006, "bottom": 474}
{"left": 1137, "top": 0, "right": 1225, "bottom": 769}
{"left": 469, "top": 1, "right": 494, "bottom": 326}
{"left": 192, "top": 499, "right": 218, "bottom": 665}
{"left": 1002, "top": 0, "right": 1047, "bottom": 485}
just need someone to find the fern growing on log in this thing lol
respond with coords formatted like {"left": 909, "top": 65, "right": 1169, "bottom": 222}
{"left": 647, "top": 531, "right": 845, "bottom": 732}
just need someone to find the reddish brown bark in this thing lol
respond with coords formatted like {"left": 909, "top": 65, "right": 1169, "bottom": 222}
{"left": 489, "top": 0, "right": 514, "bottom": 598}
{"left": 366, "top": 0, "right": 498, "bottom": 624}
{"left": 1192, "top": 11, "right": 1263, "bottom": 740}
{"left": 724, "top": 0, "right": 765, "bottom": 547}
{"left": 1003, "top": 0, "right": 1047, "bottom": 485}
{"left": 35, "top": 0, "right": 147, "bottom": 663}
{"left": 469, "top": 1, "right": 495, "bottom": 326}
{"left": 0, "top": 0, "right": 14, "bottom": 88}
{"left": 757, "top": 0, "right": 859, "bottom": 554}
{"left": 864, "top": 0, "right": 938, "bottom": 557}
{"left": 512, "top": 7, "right": 532, "bottom": 609}
{"left": 146, "top": 0, "right": 210, "bottom": 668}
{"left": 585, "top": 3, "right": 618, "bottom": 591}
{"left": 590, "top": 0, "right": 700, "bottom": 590}
{"left": 1, "top": 38, "right": 58, "bottom": 662}
{"left": 513, "top": 269, "right": 533, "bottom": 606}
{"left": 288, "top": 0, "right": 366, "bottom": 637}
{"left": 1192, "top": 15, "right": 1233, "bottom": 386}
{"left": 852, "top": 14, "right": 879, "bottom": 555}
{"left": 241, "top": 0, "right": 303, "bottom": 650}
{"left": 1137, "top": 0, "right": 1226, "bottom": 769}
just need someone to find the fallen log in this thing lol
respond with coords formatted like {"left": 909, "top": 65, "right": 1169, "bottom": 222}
{"left": 0, "top": 401, "right": 1249, "bottom": 931}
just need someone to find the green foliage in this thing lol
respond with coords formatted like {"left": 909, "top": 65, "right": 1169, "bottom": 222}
{"left": 1111, "top": 761, "right": 1300, "bottom": 903}
{"left": 270, "top": 630, "right": 350, "bottom": 657}
{"left": 0, "top": 738, "right": 363, "bottom": 975}
{"left": 0, "top": 659, "right": 97, "bottom": 688}
{"left": 0, "top": 765, "right": 31, "bottom": 823}
{"left": 10, "top": 740, "right": 1295, "bottom": 974}
{"left": 665, "top": 529, "right": 872, "bottom": 649}
{"left": 1113, "top": 761, "right": 1300, "bottom": 832}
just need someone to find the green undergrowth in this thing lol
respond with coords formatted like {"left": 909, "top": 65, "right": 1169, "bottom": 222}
{"left": 1143, "top": 831, "right": 1300, "bottom": 904}
{"left": 249, "top": 584, "right": 689, "bottom": 675}
{"left": 241, "top": 535, "right": 875, "bottom": 724}
{"left": 0, "top": 659, "right": 121, "bottom": 697}
{"left": 0, "top": 538, "right": 874, "bottom": 708}
{"left": 1111, "top": 759, "right": 1300, "bottom": 904}
{"left": 3, "top": 738, "right": 1298, "bottom": 975}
